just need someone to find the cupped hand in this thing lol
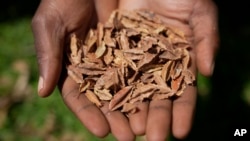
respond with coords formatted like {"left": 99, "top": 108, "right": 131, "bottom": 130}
{"left": 31, "top": 0, "right": 135, "bottom": 140}
{"left": 32, "top": 0, "right": 98, "bottom": 97}
{"left": 119, "top": 0, "right": 219, "bottom": 140}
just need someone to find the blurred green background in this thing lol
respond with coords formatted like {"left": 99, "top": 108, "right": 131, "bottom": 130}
{"left": 0, "top": 0, "right": 249, "bottom": 141}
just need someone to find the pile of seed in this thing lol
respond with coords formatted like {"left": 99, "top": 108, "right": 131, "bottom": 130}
{"left": 66, "top": 9, "right": 195, "bottom": 113}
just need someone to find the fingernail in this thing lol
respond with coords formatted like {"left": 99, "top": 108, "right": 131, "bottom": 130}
{"left": 38, "top": 76, "right": 44, "bottom": 93}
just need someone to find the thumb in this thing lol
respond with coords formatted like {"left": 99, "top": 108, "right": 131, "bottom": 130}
{"left": 31, "top": 5, "right": 65, "bottom": 97}
{"left": 190, "top": 0, "right": 219, "bottom": 77}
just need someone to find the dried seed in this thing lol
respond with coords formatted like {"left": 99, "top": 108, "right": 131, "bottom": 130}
{"left": 95, "top": 41, "right": 106, "bottom": 58}
{"left": 121, "top": 103, "right": 137, "bottom": 114}
{"left": 85, "top": 29, "right": 97, "bottom": 51}
{"left": 69, "top": 34, "right": 82, "bottom": 65}
{"left": 109, "top": 86, "right": 133, "bottom": 111}
{"left": 182, "top": 69, "right": 195, "bottom": 85}
{"left": 137, "top": 52, "right": 157, "bottom": 70}
{"left": 131, "top": 83, "right": 157, "bottom": 98}
{"left": 94, "top": 88, "right": 113, "bottom": 101}
{"left": 161, "top": 61, "right": 173, "bottom": 82}
{"left": 67, "top": 65, "right": 84, "bottom": 84}
{"left": 104, "top": 29, "right": 116, "bottom": 47}
{"left": 153, "top": 71, "right": 168, "bottom": 87}
{"left": 118, "top": 29, "right": 130, "bottom": 50}
{"left": 171, "top": 75, "right": 184, "bottom": 93}
{"left": 85, "top": 90, "right": 103, "bottom": 107}
{"left": 95, "top": 68, "right": 119, "bottom": 89}
{"left": 79, "top": 81, "right": 90, "bottom": 93}
{"left": 103, "top": 47, "right": 114, "bottom": 65}
{"left": 159, "top": 48, "right": 184, "bottom": 60}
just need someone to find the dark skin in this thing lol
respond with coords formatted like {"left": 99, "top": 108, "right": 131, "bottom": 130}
{"left": 32, "top": 0, "right": 218, "bottom": 140}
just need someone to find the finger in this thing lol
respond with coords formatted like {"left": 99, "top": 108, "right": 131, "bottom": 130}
{"left": 172, "top": 51, "right": 197, "bottom": 139}
{"left": 172, "top": 85, "right": 197, "bottom": 139}
{"left": 128, "top": 101, "right": 149, "bottom": 135}
{"left": 31, "top": 1, "right": 66, "bottom": 97}
{"left": 59, "top": 76, "right": 110, "bottom": 137}
{"left": 94, "top": 0, "right": 118, "bottom": 23}
{"left": 190, "top": 0, "right": 219, "bottom": 76}
{"left": 146, "top": 99, "right": 172, "bottom": 141}
{"left": 100, "top": 102, "right": 135, "bottom": 141}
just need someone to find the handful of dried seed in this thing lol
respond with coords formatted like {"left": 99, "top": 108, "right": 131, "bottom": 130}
{"left": 66, "top": 9, "right": 195, "bottom": 113}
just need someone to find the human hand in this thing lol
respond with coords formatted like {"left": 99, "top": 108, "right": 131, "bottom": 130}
{"left": 118, "top": 0, "right": 219, "bottom": 140}
{"left": 31, "top": 0, "right": 135, "bottom": 140}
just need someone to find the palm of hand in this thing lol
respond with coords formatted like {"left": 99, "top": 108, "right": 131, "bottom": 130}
{"left": 117, "top": 0, "right": 218, "bottom": 140}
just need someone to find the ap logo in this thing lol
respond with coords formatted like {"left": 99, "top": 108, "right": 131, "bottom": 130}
{"left": 234, "top": 129, "right": 247, "bottom": 136}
